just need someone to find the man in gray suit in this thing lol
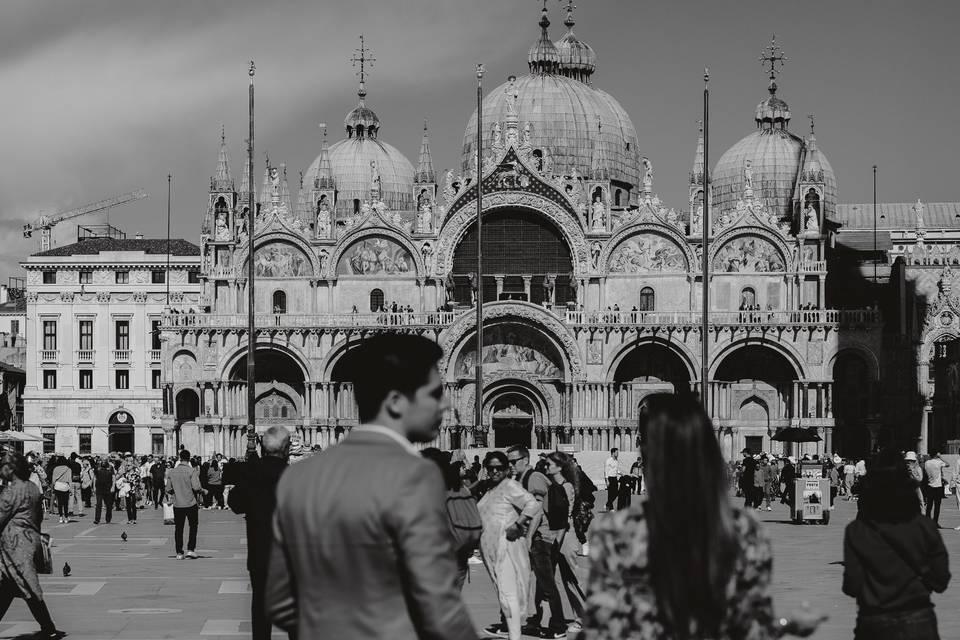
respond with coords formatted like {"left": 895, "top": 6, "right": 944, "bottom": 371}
{"left": 266, "top": 334, "right": 477, "bottom": 640}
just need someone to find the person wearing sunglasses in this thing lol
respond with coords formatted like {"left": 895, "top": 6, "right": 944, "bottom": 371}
{"left": 477, "top": 451, "right": 542, "bottom": 640}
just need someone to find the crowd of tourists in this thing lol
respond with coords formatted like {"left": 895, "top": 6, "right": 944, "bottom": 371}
{"left": 0, "top": 333, "right": 955, "bottom": 639}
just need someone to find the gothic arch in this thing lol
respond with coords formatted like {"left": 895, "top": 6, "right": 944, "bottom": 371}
{"left": 921, "top": 327, "right": 960, "bottom": 363}
{"left": 328, "top": 226, "right": 425, "bottom": 280}
{"left": 601, "top": 223, "right": 695, "bottom": 273}
{"left": 828, "top": 344, "right": 880, "bottom": 381}
{"left": 459, "top": 374, "right": 558, "bottom": 428}
{"left": 439, "top": 301, "right": 582, "bottom": 379}
{"left": 709, "top": 227, "right": 794, "bottom": 273}
{"left": 436, "top": 192, "right": 589, "bottom": 277}
{"left": 318, "top": 336, "right": 367, "bottom": 382}
{"left": 233, "top": 231, "right": 320, "bottom": 278}
{"left": 604, "top": 336, "right": 698, "bottom": 383}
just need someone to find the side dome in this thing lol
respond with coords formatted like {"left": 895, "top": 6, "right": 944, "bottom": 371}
{"left": 461, "top": 73, "right": 639, "bottom": 187}
{"left": 712, "top": 128, "right": 803, "bottom": 221}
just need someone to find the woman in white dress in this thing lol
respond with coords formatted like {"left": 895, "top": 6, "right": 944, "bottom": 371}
{"left": 477, "top": 450, "right": 542, "bottom": 640}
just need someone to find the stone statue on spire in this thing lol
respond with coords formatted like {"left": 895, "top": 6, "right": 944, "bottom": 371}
{"left": 504, "top": 75, "right": 519, "bottom": 117}
{"left": 642, "top": 157, "right": 653, "bottom": 194}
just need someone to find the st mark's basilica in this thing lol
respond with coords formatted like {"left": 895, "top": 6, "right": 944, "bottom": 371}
{"left": 158, "top": 4, "right": 959, "bottom": 460}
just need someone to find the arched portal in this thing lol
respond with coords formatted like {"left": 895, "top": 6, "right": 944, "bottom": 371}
{"left": 833, "top": 351, "right": 873, "bottom": 457}
{"left": 108, "top": 410, "right": 135, "bottom": 454}
{"left": 451, "top": 209, "right": 573, "bottom": 306}
{"left": 229, "top": 349, "right": 306, "bottom": 426}
{"left": 715, "top": 344, "right": 800, "bottom": 457}
{"left": 175, "top": 389, "right": 200, "bottom": 423}
{"left": 488, "top": 390, "right": 536, "bottom": 449}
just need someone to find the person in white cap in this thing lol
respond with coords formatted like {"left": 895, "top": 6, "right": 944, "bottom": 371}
{"left": 904, "top": 451, "right": 925, "bottom": 512}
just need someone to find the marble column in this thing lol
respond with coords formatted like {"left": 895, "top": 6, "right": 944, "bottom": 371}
{"left": 522, "top": 276, "right": 532, "bottom": 302}
{"left": 494, "top": 275, "right": 505, "bottom": 301}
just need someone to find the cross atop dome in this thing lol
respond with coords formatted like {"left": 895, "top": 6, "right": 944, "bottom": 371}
{"left": 350, "top": 34, "right": 376, "bottom": 101}
{"left": 758, "top": 35, "right": 787, "bottom": 94}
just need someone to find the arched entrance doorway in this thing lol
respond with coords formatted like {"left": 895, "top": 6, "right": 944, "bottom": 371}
{"left": 175, "top": 389, "right": 200, "bottom": 423}
{"left": 715, "top": 344, "right": 800, "bottom": 458}
{"left": 108, "top": 410, "right": 135, "bottom": 453}
{"left": 229, "top": 349, "right": 306, "bottom": 427}
{"left": 490, "top": 392, "right": 535, "bottom": 448}
{"left": 452, "top": 209, "right": 574, "bottom": 305}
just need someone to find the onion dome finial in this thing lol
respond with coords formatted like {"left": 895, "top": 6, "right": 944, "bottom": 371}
{"left": 528, "top": 2, "right": 560, "bottom": 75}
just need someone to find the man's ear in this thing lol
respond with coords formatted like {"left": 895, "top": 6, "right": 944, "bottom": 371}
{"left": 383, "top": 389, "right": 407, "bottom": 419}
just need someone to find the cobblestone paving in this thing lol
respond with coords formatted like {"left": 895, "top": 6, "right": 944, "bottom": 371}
{"left": 0, "top": 495, "right": 956, "bottom": 639}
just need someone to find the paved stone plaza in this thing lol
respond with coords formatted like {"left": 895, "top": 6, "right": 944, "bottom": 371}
{"left": 0, "top": 495, "right": 956, "bottom": 640}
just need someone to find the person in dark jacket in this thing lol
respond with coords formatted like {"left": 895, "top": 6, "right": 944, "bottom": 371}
{"left": 738, "top": 449, "right": 758, "bottom": 508}
{"left": 780, "top": 457, "right": 797, "bottom": 509}
{"left": 228, "top": 426, "right": 290, "bottom": 640}
{"left": 93, "top": 458, "right": 116, "bottom": 525}
{"left": 843, "top": 447, "right": 950, "bottom": 640}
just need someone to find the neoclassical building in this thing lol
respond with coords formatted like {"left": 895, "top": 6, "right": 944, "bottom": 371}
{"left": 158, "top": 5, "right": 953, "bottom": 459}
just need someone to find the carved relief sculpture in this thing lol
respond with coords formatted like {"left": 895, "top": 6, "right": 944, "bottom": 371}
{"left": 339, "top": 237, "right": 414, "bottom": 276}
{"left": 714, "top": 237, "right": 785, "bottom": 272}
{"left": 254, "top": 243, "right": 310, "bottom": 277}
{"left": 804, "top": 203, "right": 819, "bottom": 233}
{"left": 591, "top": 196, "right": 606, "bottom": 232}
{"left": 609, "top": 235, "right": 685, "bottom": 273}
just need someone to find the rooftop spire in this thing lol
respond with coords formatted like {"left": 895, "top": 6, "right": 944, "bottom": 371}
{"left": 415, "top": 119, "right": 436, "bottom": 184}
{"left": 238, "top": 138, "right": 254, "bottom": 204}
{"left": 754, "top": 35, "right": 791, "bottom": 129}
{"left": 689, "top": 119, "right": 704, "bottom": 186}
{"left": 315, "top": 123, "right": 335, "bottom": 189}
{"left": 211, "top": 125, "right": 233, "bottom": 191}
{"left": 758, "top": 34, "right": 788, "bottom": 96}
{"left": 345, "top": 35, "right": 381, "bottom": 138}
{"left": 350, "top": 34, "right": 376, "bottom": 105}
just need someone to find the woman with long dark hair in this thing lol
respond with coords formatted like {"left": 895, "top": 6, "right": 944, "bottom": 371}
{"left": 580, "top": 393, "right": 825, "bottom": 639}
{"left": 49, "top": 456, "right": 72, "bottom": 524}
{"left": 843, "top": 447, "right": 950, "bottom": 639}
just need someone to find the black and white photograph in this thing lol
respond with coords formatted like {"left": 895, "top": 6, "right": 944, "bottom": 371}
{"left": 0, "top": 1, "right": 956, "bottom": 638}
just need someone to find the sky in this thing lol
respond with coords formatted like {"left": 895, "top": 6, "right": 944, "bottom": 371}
{"left": 1, "top": 0, "right": 958, "bottom": 277}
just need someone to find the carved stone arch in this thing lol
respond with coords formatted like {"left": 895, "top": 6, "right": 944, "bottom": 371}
{"left": 921, "top": 327, "right": 960, "bottom": 363}
{"left": 436, "top": 191, "right": 588, "bottom": 277}
{"left": 217, "top": 339, "right": 313, "bottom": 383}
{"left": 708, "top": 336, "right": 807, "bottom": 381}
{"left": 318, "top": 336, "right": 366, "bottom": 381}
{"left": 438, "top": 301, "right": 582, "bottom": 379}
{"left": 328, "top": 226, "right": 425, "bottom": 280}
{"left": 460, "top": 374, "right": 558, "bottom": 427}
{"left": 604, "top": 336, "right": 698, "bottom": 383}
{"left": 709, "top": 227, "right": 793, "bottom": 273}
{"left": 601, "top": 222, "right": 695, "bottom": 273}
{"left": 828, "top": 344, "right": 881, "bottom": 381}
{"left": 171, "top": 348, "right": 200, "bottom": 385}
{"left": 233, "top": 231, "right": 319, "bottom": 278}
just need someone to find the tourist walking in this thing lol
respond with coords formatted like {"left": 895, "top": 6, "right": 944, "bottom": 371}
{"left": 580, "top": 393, "right": 826, "bottom": 639}
{"left": 266, "top": 334, "right": 477, "bottom": 639}
{"left": 844, "top": 459, "right": 857, "bottom": 499}
{"left": 843, "top": 447, "right": 950, "bottom": 639}
{"left": 206, "top": 459, "right": 225, "bottom": 509}
{"left": 150, "top": 458, "right": 167, "bottom": 508}
{"left": 738, "top": 448, "right": 758, "bottom": 508}
{"left": 905, "top": 451, "right": 925, "bottom": 512}
{"left": 165, "top": 449, "right": 205, "bottom": 559}
{"left": 93, "top": 458, "right": 115, "bottom": 525}
{"left": 49, "top": 456, "right": 72, "bottom": 524}
{"left": 227, "top": 426, "right": 290, "bottom": 640}
{"left": 121, "top": 455, "right": 141, "bottom": 524}
{"left": 545, "top": 451, "right": 586, "bottom": 635}
{"left": 923, "top": 452, "right": 948, "bottom": 527}
{"left": 68, "top": 452, "right": 84, "bottom": 518}
{"left": 80, "top": 458, "right": 95, "bottom": 508}
{"left": 603, "top": 447, "right": 620, "bottom": 511}
{"left": 0, "top": 452, "right": 62, "bottom": 639}
{"left": 478, "top": 451, "right": 542, "bottom": 640}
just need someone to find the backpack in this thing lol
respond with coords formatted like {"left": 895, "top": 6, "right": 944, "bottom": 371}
{"left": 446, "top": 491, "right": 482, "bottom": 557}
{"left": 546, "top": 481, "right": 570, "bottom": 530}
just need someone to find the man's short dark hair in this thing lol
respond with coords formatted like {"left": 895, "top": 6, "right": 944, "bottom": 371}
{"left": 610, "top": 447, "right": 618, "bottom": 454}
{"left": 179, "top": 449, "right": 191, "bottom": 461}
{"left": 349, "top": 334, "right": 444, "bottom": 423}
{"left": 506, "top": 445, "right": 529, "bottom": 459}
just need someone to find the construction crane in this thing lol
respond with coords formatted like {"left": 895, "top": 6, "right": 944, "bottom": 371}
{"left": 23, "top": 189, "right": 148, "bottom": 252}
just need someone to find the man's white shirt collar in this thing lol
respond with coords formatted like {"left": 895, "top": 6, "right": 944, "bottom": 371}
{"left": 353, "top": 424, "right": 420, "bottom": 456}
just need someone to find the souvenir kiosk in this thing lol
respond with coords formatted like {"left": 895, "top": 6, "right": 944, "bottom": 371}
{"left": 793, "top": 461, "right": 831, "bottom": 524}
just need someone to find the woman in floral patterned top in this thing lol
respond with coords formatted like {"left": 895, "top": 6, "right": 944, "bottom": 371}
{"left": 579, "top": 393, "right": 826, "bottom": 640}
{"left": 121, "top": 456, "right": 141, "bottom": 524}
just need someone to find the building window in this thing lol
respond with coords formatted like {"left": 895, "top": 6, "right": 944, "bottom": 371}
{"left": 739, "top": 287, "right": 756, "bottom": 309}
{"left": 272, "top": 291, "right": 287, "bottom": 314}
{"left": 42, "top": 321, "right": 57, "bottom": 350}
{"left": 151, "top": 270, "right": 165, "bottom": 284}
{"left": 150, "top": 319, "right": 162, "bottom": 350}
{"left": 369, "top": 288, "right": 384, "bottom": 312}
{"left": 115, "top": 320, "right": 129, "bottom": 350}
{"left": 151, "top": 433, "right": 164, "bottom": 455}
{"left": 78, "top": 320, "right": 93, "bottom": 350}
{"left": 79, "top": 432, "right": 92, "bottom": 455}
{"left": 115, "top": 270, "right": 129, "bottom": 284}
{"left": 79, "top": 270, "right": 93, "bottom": 284}
{"left": 42, "top": 271, "right": 56, "bottom": 284}
{"left": 151, "top": 369, "right": 162, "bottom": 389}
{"left": 10, "top": 320, "right": 19, "bottom": 336}
{"left": 639, "top": 287, "right": 655, "bottom": 312}
{"left": 115, "top": 370, "right": 129, "bottom": 390}
{"left": 188, "top": 270, "right": 201, "bottom": 284}
{"left": 42, "top": 429, "right": 55, "bottom": 454}
{"left": 42, "top": 370, "right": 57, "bottom": 389}
{"left": 79, "top": 370, "right": 93, "bottom": 390}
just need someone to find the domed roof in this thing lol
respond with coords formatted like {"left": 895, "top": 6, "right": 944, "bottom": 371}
{"left": 344, "top": 104, "right": 380, "bottom": 137}
{"left": 462, "top": 7, "right": 638, "bottom": 187}
{"left": 555, "top": 4, "right": 596, "bottom": 82}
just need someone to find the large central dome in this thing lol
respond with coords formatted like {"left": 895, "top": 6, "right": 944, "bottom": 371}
{"left": 461, "top": 7, "right": 639, "bottom": 188}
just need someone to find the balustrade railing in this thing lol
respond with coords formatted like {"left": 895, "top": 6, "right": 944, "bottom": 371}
{"left": 75, "top": 349, "right": 95, "bottom": 363}
{"left": 149, "top": 349, "right": 162, "bottom": 362}
{"left": 40, "top": 350, "right": 59, "bottom": 364}
{"left": 564, "top": 308, "right": 882, "bottom": 326}
{"left": 112, "top": 349, "right": 131, "bottom": 363}
{"left": 161, "top": 311, "right": 459, "bottom": 330}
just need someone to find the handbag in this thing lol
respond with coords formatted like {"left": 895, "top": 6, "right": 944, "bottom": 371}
{"left": 53, "top": 481, "right": 70, "bottom": 492}
{"left": 162, "top": 502, "right": 175, "bottom": 525}
{"left": 35, "top": 533, "right": 52, "bottom": 575}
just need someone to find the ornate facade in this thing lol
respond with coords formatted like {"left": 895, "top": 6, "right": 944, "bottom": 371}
{"left": 159, "top": 8, "right": 943, "bottom": 459}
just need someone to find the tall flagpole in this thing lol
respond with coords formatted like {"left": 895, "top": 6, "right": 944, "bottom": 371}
{"left": 166, "top": 174, "right": 171, "bottom": 309}
{"left": 474, "top": 64, "right": 485, "bottom": 440}
{"left": 701, "top": 69, "right": 711, "bottom": 412}
{"left": 873, "top": 165, "right": 877, "bottom": 284}
{"left": 246, "top": 61, "right": 257, "bottom": 456}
